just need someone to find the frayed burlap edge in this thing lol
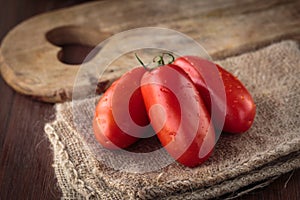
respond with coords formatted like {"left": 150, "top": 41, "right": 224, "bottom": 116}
{"left": 45, "top": 121, "right": 126, "bottom": 200}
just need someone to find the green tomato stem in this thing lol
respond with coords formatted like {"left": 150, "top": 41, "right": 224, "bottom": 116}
{"left": 135, "top": 53, "right": 151, "bottom": 71}
{"left": 135, "top": 52, "right": 175, "bottom": 71}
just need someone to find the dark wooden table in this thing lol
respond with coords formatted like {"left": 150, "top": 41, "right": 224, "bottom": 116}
{"left": 0, "top": 0, "right": 299, "bottom": 199}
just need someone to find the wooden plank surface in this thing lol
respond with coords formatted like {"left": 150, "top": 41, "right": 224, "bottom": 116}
{"left": 0, "top": 0, "right": 299, "bottom": 200}
{"left": 1, "top": 0, "right": 300, "bottom": 102}
{"left": 0, "top": 1, "right": 88, "bottom": 199}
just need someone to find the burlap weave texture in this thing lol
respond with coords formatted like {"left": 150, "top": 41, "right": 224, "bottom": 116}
{"left": 45, "top": 40, "right": 300, "bottom": 199}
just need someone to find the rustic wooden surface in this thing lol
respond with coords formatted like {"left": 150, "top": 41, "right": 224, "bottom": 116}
{"left": 0, "top": 0, "right": 299, "bottom": 199}
{"left": 1, "top": 0, "right": 300, "bottom": 102}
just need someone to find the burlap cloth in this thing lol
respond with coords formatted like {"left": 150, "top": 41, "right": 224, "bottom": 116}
{"left": 45, "top": 40, "right": 300, "bottom": 199}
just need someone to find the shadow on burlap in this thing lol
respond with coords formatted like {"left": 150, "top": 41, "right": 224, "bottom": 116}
{"left": 45, "top": 40, "right": 300, "bottom": 199}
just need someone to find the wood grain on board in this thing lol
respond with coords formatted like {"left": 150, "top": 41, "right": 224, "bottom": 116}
{"left": 1, "top": 0, "right": 300, "bottom": 102}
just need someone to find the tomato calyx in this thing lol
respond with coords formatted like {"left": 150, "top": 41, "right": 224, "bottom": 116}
{"left": 153, "top": 53, "right": 175, "bottom": 66}
{"left": 135, "top": 52, "right": 175, "bottom": 71}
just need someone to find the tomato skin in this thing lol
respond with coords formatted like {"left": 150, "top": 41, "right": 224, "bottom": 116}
{"left": 141, "top": 64, "right": 215, "bottom": 167}
{"left": 93, "top": 67, "right": 149, "bottom": 149}
{"left": 174, "top": 56, "right": 256, "bottom": 133}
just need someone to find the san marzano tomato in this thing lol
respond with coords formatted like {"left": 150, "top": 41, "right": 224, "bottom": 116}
{"left": 174, "top": 56, "right": 256, "bottom": 133}
{"left": 141, "top": 64, "right": 215, "bottom": 167}
{"left": 93, "top": 67, "right": 149, "bottom": 149}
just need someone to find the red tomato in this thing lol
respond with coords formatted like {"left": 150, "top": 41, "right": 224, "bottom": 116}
{"left": 174, "top": 56, "right": 256, "bottom": 133}
{"left": 93, "top": 67, "right": 149, "bottom": 149}
{"left": 141, "top": 64, "right": 215, "bottom": 167}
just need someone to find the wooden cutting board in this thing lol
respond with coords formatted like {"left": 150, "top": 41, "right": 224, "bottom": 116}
{"left": 1, "top": 0, "right": 300, "bottom": 103}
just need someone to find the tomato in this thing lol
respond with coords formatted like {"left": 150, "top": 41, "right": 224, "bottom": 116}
{"left": 141, "top": 64, "right": 215, "bottom": 167}
{"left": 174, "top": 56, "right": 256, "bottom": 133}
{"left": 93, "top": 67, "right": 149, "bottom": 149}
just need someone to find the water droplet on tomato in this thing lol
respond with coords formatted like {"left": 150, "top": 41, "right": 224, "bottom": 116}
{"left": 240, "top": 95, "right": 244, "bottom": 100}
{"left": 160, "top": 87, "right": 169, "bottom": 93}
{"left": 169, "top": 132, "right": 176, "bottom": 142}
{"left": 237, "top": 85, "right": 242, "bottom": 89}
{"left": 169, "top": 131, "right": 176, "bottom": 136}
{"left": 233, "top": 100, "right": 238, "bottom": 103}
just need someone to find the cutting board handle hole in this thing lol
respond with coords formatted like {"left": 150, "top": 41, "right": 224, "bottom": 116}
{"left": 46, "top": 25, "right": 111, "bottom": 65}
